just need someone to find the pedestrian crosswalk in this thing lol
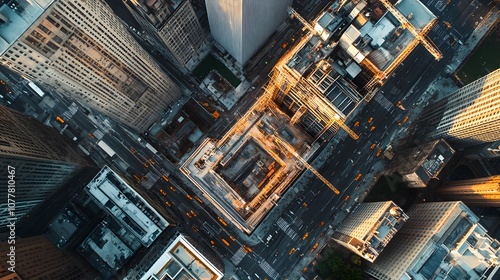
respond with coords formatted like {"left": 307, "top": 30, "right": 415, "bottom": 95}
{"left": 374, "top": 92, "right": 394, "bottom": 112}
{"left": 285, "top": 227, "right": 299, "bottom": 241}
{"left": 259, "top": 259, "right": 279, "bottom": 279}
{"left": 276, "top": 217, "right": 289, "bottom": 231}
{"left": 230, "top": 248, "right": 246, "bottom": 265}
{"left": 295, "top": 218, "right": 303, "bottom": 228}
{"left": 277, "top": 218, "right": 299, "bottom": 241}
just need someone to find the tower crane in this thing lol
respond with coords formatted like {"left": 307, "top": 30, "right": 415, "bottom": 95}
{"left": 216, "top": 27, "right": 312, "bottom": 149}
{"left": 333, "top": 0, "right": 348, "bottom": 13}
{"left": 286, "top": 7, "right": 359, "bottom": 141}
{"left": 378, "top": 0, "right": 442, "bottom": 60}
{"left": 319, "top": 114, "right": 360, "bottom": 141}
{"left": 287, "top": 7, "right": 318, "bottom": 36}
{"left": 272, "top": 134, "right": 340, "bottom": 195}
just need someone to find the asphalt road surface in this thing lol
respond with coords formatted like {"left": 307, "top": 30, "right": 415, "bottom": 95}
{"left": 62, "top": 0, "right": 495, "bottom": 278}
{"left": 226, "top": 1, "right": 495, "bottom": 278}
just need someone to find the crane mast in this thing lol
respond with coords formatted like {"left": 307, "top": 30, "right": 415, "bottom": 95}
{"left": 287, "top": 7, "right": 318, "bottom": 36}
{"left": 272, "top": 134, "right": 340, "bottom": 195}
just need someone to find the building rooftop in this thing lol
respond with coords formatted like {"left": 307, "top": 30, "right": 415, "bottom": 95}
{"left": 395, "top": 0, "right": 436, "bottom": 30}
{"left": 85, "top": 166, "right": 169, "bottom": 247}
{"left": 46, "top": 207, "right": 82, "bottom": 248}
{"left": 286, "top": 0, "right": 436, "bottom": 94}
{"left": 0, "top": 1, "right": 51, "bottom": 55}
{"left": 79, "top": 223, "right": 134, "bottom": 272}
{"left": 333, "top": 201, "right": 408, "bottom": 262}
{"left": 388, "top": 139, "right": 455, "bottom": 188}
{"left": 369, "top": 202, "right": 500, "bottom": 280}
{"left": 138, "top": 234, "right": 224, "bottom": 280}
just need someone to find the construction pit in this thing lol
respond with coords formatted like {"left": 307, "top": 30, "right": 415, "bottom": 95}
{"left": 181, "top": 104, "right": 318, "bottom": 234}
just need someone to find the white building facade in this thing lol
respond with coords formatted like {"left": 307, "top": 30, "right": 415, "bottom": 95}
{"left": 333, "top": 201, "right": 408, "bottom": 262}
{"left": 367, "top": 201, "right": 500, "bottom": 280}
{"left": 0, "top": 0, "right": 182, "bottom": 131}
{"left": 205, "top": 0, "right": 291, "bottom": 65}
{"left": 417, "top": 68, "right": 500, "bottom": 147}
{"left": 131, "top": 234, "right": 224, "bottom": 280}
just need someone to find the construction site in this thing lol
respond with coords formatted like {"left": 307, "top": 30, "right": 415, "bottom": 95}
{"left": 181, "top": 0, "right": 441, "bottom": 233}
{"left": 272, "top": 0, "right": 441, "bottom": 140}
{"left": 180, "top": 101, "right": 321, "bottom": 233}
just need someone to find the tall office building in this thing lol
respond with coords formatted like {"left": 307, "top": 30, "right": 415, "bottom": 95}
{"left": 0, "top": 235, "right": 95, "bottom": 279}
{"left": 0, "top": 105, "right": 92, "bottom": 230}
{"left": 0, "top": 0, "right": 182, "bottom": 131}
{"left": 205, "top": 0, "right": 292, "bottom": 65}
{"left": 367, "top": 201, "right": 500, "bottom": 280}
{"left": 124, "top": 0, "right": 209, "bottom": 74}
{"left": 462, "top": 140, "right": 500, "bottom": 160}
{"left": 437, "top": 175, "right": 500, "bottom": 207}
{"left": 412, "top": 68, "right": 500, "bottom": 148}
{"left": 332, "top": 201, "right": 408, "bottom": 262}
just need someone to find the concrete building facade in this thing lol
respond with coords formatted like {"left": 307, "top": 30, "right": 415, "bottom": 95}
{"left": 367, "top": 201, "right": 500, "bottom": 280}
{"left": 0, "top": 235, "right": 95, "bottom": 279}
{"left": 0, "top": 105, "right": 92, "bottom": 230}
{"left": 0, "top": 0, "right": 182, "bottom": 131}
{"left": 333, "top": 201, "right": 408, "bottom": 262}
{"left": 414, "top": 68, "right": 500, "bottom": 148}
{"left": 205, "top": 0, "right": 292, "bottom": 65}
{"left": 124, "top": 0, "right": 209, "bottom": 73}
{"left": 437, "top": 175, "right": 500, "bottom": 207}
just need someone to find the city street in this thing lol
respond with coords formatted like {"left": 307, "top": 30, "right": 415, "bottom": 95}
{"left": 0, "top": 0, "right": 498, "bottom": 278}
{"left": 221, "top": 1, "right": 497, "bottom": 278}
{"left": 17, "top": 0, "right": 493, "bottom": 278}
{"left": 73, "top": 0, "right": 497, "bottom": 278}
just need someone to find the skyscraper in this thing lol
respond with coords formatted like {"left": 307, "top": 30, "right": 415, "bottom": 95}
{"left": 124, "top": 0, "right": 209, "bottom": 74}
{"left": 367, "top": 201, "right": 500, "bottom": 280}
{"left": 412, "top": 68, "right": 500, "bottom": 148}
{"left": 332, "top": 201, "right": 408, "bottom": 262}
{"left": 462, "top": 140, "right": 500, "bottom": 160}
{"left": 0, "top": 105, "right": 92, "bottom": 230}
{"left": 0, "top": 235, "right": 95, "bottom": 279}
{"left": 205, "top": 0, "right": 292, "bottom": 65}
{"left": 437, "top": 175, "right": 500, "bottom": 207}
{"left": 0, "top": 0, "right": 182, "bottom": 131}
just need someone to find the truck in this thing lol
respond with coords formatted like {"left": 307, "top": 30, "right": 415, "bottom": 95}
{"left": 97, "top": 140, "right": 116, "bottom": 157}
{"left": 145, "top": 142, "right": 159, "bottom": 155}
{"left": 113, "top": 158, "right": 130, "bottom": 172}
{"left": 383, "top": 145, "right": 395, "bottom": 160}
{"left": 77, "top": 144, "right": 91, "bottom": 156}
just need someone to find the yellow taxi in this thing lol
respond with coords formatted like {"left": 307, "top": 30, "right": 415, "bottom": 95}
{"left": 354, "top": 173, "right": 362, "bottom": 181}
